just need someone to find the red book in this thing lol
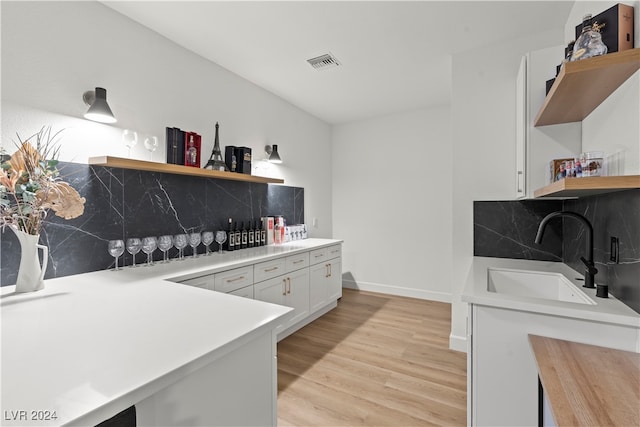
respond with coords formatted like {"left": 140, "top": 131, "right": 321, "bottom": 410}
{"left": 184, "top": 132, "right": 201, "bottom": 168}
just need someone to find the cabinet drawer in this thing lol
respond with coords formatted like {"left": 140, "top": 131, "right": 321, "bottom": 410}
{"left": 309, "top": 247, "right": 328, "bottom": 265}
{"left": 227, "top": 285, "right": 254, "bottom": 299}
{"left": 326, "top": 244, "right": 341, "bottom": 260}
{"left": 286, "top": 252, "right": 309, "bottom": 272}
{"left": 180, "top": 274, "right": 215, "bottom": 290}
{"left": 254, "top": 258, "right": 287, "bottom": 283}
{"left": 214, "top": 266, "right": 254, "bottom": 293}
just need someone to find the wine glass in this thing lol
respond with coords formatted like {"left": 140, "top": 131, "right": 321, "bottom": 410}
{"left": 126, "top": 237, "right": 142, "bottom": 267}
{"left": 157, "top": 235, "right": 174, "bottom": 263}
{"left": 188, "top": 232, "right": 201, "bottom": 258}
{"left": 122, "top": 130, "right": 138, "bottom": 158}
{"left": 201, "top": 231, "right": 214, "bottom": 255}
{"left": 108, "top": 239, "right": 125, "bottom": 271}
{"left": 143, "top": 135, "right": 158, "bottom": 161}
{"left": 215, "top": 231, "right": 227, "bottom": 255}
{"left": 174, "top": 234, "right": 188, "bottom": 260}
{"left": 141, "top": 236, "right": 157, "bottom": 266}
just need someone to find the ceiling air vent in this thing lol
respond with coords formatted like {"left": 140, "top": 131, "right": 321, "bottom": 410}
{"left": 307, "top": 53, "right": 341, "bottom": 71}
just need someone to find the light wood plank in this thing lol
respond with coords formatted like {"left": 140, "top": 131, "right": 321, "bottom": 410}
{"left": 534, "top": 48, "right": 640, "bottom": 126}
{"left": 533, "top": 175, "right": 640, "bottom": 198}
{"left": 529, "top": 334, "right": 640, "bottom": 427}
{"left": 278, "top": 289, "right": 466, "bottom": 426}
{"left": 88, "top": 156, "right": 284, "bottom": 184}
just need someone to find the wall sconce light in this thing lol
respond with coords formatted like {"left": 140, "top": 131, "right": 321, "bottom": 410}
{"left": 82, "top": 87, "right": 117, "bottom": 124}
{"left": 265, "top": 144, "right": 282, "bottom": 164}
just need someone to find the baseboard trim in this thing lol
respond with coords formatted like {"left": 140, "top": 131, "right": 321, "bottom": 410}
{"left": 342, "top": 278, "right": 452, "bottom": 303}
{"left": 449, "top": 333, "right": 467, "bottom": 353}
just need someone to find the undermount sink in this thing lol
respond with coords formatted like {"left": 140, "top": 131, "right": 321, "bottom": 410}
{"left": 487, "top": 268, "right": 595, "bottom": 305}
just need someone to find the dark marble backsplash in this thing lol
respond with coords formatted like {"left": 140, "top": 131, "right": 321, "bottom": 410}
{"left": 564, "top": 190, "right": 640, "bottom": 314}
{"left": 474, "top": 200, "right": 564, "bottom": 261}
{"left": 0, "top": 162, "right": 303, "bottom": 286}
{"left": 474, "top": 189, "right": 640, "bottom": 314}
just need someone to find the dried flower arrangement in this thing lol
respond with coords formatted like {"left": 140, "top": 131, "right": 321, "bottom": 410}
{"left": 0, "top": 127, "right": 86, "bottom": 235}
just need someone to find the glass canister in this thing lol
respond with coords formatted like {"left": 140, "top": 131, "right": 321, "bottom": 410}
{"left": 583, "top": 151, "right": 604, "bottom": 177}
{"left": 571, "top": 14, "right": 608, "bottom": 61}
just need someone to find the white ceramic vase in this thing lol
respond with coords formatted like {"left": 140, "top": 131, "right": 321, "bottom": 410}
{"left": 10, "top": 227, "right": 48, "bottom": 293}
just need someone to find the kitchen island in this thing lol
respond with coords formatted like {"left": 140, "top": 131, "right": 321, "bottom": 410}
{"left": 1, "top": 239, "right": 341, "bottom": 426}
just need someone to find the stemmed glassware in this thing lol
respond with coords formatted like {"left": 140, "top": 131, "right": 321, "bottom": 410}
{"left": 215, "top": 231, "right": 227, "bottom": 255}
{"left": 201, "top": 231, "right": 214, "bottom": 256}
{"left": 108, "top": 239, "right": 125, "bottom": 271}
{"left": 143, "top": 135, "right": 158, "bottom": 161}
{"left": 122, "top": 130, "right": 138, "bottom": 158}
{"left": 157, "top": 235, "right": 173, "bottom": 263}
{"left": 174, "top": 234, "right": 188, "bottom": 260}
{"left": 126, "top": 237, "right": 142, "bottom": 267}
{"left": 188, "top": 232, "right": 201, "bottom": 258}
{"left": 141, "top": 236, "right": 157, "bottom": 266}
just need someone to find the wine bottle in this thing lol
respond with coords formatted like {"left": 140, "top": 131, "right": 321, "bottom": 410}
{"left": 248, "top": 220, "right": 255, "bottom": 248}
{"left": 241, "top": 221, "right": 248, "bottom": 249}
{"left": 254, "top": 220, "right": 261, "bottom": 247}
{"left": 260, "top": 218, "right": 267, "bottom": 246}
{"left": 227, "top": 218, "right": 235, "bottom": 251}
{"left": 233, "top": 222, "right": 241, "bottom": 250}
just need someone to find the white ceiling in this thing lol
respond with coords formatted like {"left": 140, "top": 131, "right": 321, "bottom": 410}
{"left": 103, "top": 1, "right": 574, "bottom": 125}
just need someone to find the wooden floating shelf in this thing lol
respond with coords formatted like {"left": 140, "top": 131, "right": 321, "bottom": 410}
{"left": 88, "top": 156, "right": 284, "bottom": 184}
{"left": 534, "top": 48, "right": 640, "bottom": 126}
{"left": 533, "top": 175, "right": 640, "bottom": 198}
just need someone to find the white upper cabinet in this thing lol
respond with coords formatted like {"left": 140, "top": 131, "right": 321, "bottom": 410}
{"left": 516, "top": 45, "right": 582, "bottom": 199}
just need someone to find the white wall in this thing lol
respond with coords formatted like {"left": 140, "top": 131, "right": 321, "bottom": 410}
{"left": 332, "top": 106, "right": 453, "bottom": 302}
{"left": 565, "top": 1, "right": 640, "bottom": 176}
{"left": 449, "top": 28, "right": 564, "bottom": 351}
{"left": 0, "top": 1, "right": 333, "bottom": 238}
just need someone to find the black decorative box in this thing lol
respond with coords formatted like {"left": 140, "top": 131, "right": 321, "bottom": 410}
{"left": 166, "top": 127, "right": 185, "bottom": 165}
{"left": 575, "top": 3, "right": 634, "bottom": 54}
{"left": 235, "top": 147, "right": 252, "bottom": 174}
{"left": 225, "top": 146, "right": 237, "bottom": 172}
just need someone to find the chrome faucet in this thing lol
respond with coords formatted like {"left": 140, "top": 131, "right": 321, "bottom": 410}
{"left": 534, "top": 211, "right": 607, "bottom": 298}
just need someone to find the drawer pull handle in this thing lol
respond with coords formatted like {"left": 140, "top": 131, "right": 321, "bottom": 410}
{"left": 264, "top": 266, "right": 279, "bottom": 272}
{"left": 315, "top": 254, "right": 324, "bottom": 258}
{"left": 293, "top": 259, "right": 304, "bottom": 264}
{"left": 226, "top": 276, "right": 246, "bottom": 283}
{"left": 287, "top": 277, "right": 291, "bottom": 295}
{"left": 282, "top": 279, "right": 287, "bottom": 296}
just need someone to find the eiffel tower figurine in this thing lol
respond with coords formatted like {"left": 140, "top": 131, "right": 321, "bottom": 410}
{"left": 204, "top": 122, "right": 228, "bottom": 171}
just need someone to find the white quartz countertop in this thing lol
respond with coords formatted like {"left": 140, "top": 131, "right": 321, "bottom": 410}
{"left": 0, "top": 239, "right": 340, "bottom": 426}
{"left": 462, "top": 257, "right": 640, "bottom": 328}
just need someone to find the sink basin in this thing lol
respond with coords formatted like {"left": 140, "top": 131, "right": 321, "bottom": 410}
{"left": 487, "top": 268, "right": 595, "bottom": 305}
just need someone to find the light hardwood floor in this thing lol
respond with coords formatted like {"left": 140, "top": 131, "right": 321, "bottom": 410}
{"left": 277, "top": 289, "right": 467, "bottom": 426}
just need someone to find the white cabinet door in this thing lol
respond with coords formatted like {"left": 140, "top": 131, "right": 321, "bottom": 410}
{"left": 327, "top": 258, "right": 342, "bottom": 301}
{"left": 517, "top": 46, "right": 581, "bottom": 199}
{"left": 309, "top": 262, "right": 329, "bottom": 312}
{"left": 516, "top": 55, "right": 527, "bottom": 199}
{"left": 285, "top": 268, "right": 310, "bottom": 327}
{"left": 254, "top": 276, "right": 286, "bottom": 306}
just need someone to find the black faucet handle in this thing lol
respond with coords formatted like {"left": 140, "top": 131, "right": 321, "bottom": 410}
{"left": 580, "top": 256, "right": 598, "bottom": 275}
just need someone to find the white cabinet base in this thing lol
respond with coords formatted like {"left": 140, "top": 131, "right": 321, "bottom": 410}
{"left": 469, "top": 304, "right": 639, "bottom": 427}
{"left": 136, "top": 330, "right": 276, "bottom": 427}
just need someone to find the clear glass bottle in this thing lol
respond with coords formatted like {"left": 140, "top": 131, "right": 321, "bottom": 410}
{"left": 570, "top": 14, "right": 607, "bottom": 61}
